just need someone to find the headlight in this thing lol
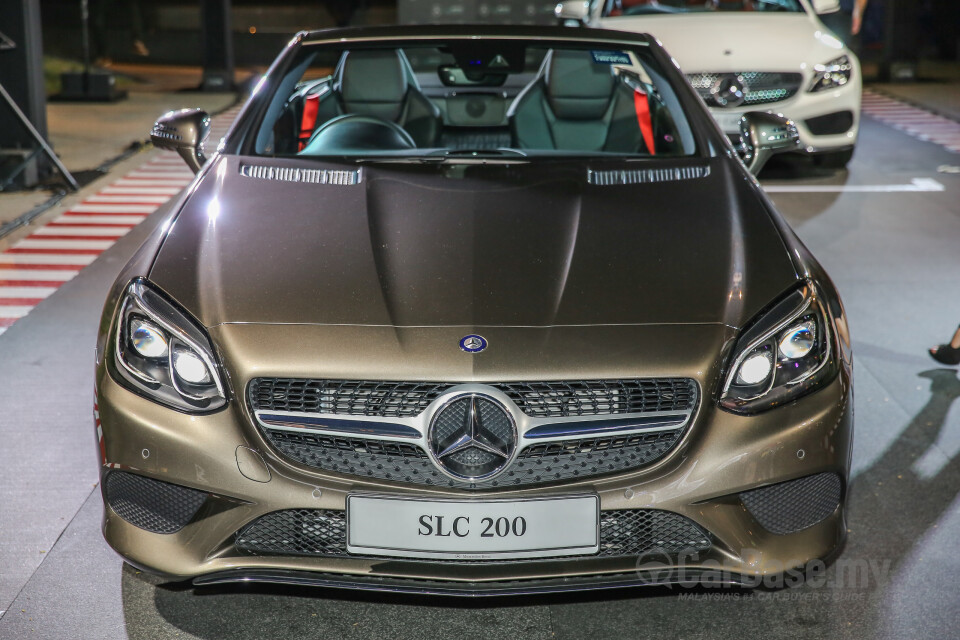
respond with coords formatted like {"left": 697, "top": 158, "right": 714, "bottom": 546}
{"left": 808, "top": 55, "right": 853, "bottom": 92}
{"left": 112, "top": 279, "right": 226, "bottom": 412}
{"left": 720, "top": 282, "right": 838, "bottom": 414}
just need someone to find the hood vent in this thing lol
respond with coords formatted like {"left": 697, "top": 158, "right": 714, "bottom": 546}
{"left": 239, "top": 164, "right": 362, "bottom": 185}
{"left": 587, "top": 165, "right": 710, "bottom": 186}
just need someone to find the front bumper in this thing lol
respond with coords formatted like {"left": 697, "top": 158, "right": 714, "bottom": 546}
{"left": 95, "top": 342, "right": 853, "bottom": 592}
{"left": 707, "top": 68, "right": 862, "bottom": 154}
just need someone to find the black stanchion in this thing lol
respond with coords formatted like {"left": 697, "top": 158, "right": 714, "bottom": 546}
{"left": 0, "top": 0, "right": 78, "bottom": 191}
{"left": 201, "top": 0, "right": 235, "bottom": 91}
{"left": 56, "top": 0, "right": 127, "bottom": 101}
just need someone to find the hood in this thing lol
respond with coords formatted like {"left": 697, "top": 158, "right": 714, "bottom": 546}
{"left": 599, "top": 13, "right": 846, "bottom": 73}
{"left": 149, "top": 155, "right": 799, "bottom": 329}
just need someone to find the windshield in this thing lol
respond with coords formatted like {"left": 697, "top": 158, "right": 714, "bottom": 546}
{"left": 601, "top": 0, "right": 805, "bottom": 16}
{"left": 249, "top": 38, "right": 698, "bottom": 161}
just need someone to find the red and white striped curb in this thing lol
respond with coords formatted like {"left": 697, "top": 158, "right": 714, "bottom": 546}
{"left": 0, "top": 104, "right": 243, "bottom": 336}
{"left": 862, "top": 89, "right": 960, "bottom": 154}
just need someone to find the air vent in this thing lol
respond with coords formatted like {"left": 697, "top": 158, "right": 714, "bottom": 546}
{"left": 239, "top": 165, "right": 361, "bottom": 185}
{"left": 587, "top": 165, "right": 711, "bottom": 186}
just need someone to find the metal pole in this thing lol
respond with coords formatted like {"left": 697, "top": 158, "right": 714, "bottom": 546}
{"left": 80, "top": 0, "right": 91, "bottom": 73}
{"left": 0, "top": 81, "right": 79, "bottom": 190}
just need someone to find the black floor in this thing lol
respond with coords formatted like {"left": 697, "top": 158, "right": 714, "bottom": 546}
{"left": 1, "top": 115, "right": 959, "bottom": 639}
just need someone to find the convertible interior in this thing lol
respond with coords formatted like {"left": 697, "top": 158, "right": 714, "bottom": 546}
{"left": 260, "top": 43, "right": 692, "bottom": 158}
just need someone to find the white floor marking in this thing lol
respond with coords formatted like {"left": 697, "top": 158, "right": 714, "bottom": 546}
{"left": 0, "top": 254, "right": 99, "bottom": 265}
{"left": 54, "top": 214, "right": 144, "bottom": 225}
{"left": 0, "top": 286, "right": 59, "bottom": 298}
{"left": 33, "top": 227, "right": 130, "bottom": 237}
{"left": 0, "top": 269, "right": 79, "bottom": 281}
{"left": 762, "top": 178, "right": 945, "bottom": 193}
{"left": 14, "top": 239, "right": 115, "bottom": 250}
{"left": 0, "top": 306, "right": 35, "bottom": 318}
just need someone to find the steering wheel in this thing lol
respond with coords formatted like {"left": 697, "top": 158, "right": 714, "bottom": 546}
{"left": 300, "top": 114, "right": 417, "bottom": 155}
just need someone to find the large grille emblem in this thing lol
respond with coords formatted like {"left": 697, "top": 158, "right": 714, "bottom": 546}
{"left": 428, "top": 394, "right": 517, "bottom": 482}
{"left": 710, "top": 74, "right": 747, "bottom": 108}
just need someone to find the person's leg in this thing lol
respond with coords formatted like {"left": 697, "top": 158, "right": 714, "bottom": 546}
{"left": 129, "top": 0, "right": 149, "bottom": 56}
{"left": 929, "top": 325, "right": 960, "bottom": 365}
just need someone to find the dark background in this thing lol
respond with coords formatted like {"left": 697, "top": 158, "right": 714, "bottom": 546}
{"left": 37, "top": 0, "right": 958, "bottom": 69}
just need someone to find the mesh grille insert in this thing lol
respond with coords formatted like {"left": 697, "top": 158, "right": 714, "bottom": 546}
{"left": 740, "top": 472, "right": 842, "bottom": 535}
{"left": 262, "top": 427, "right": 685, "bottom": 490}
{"left": 235, "top": 508, "right": 711, "bottom": 560}
{"left": 250, "top": 378, "right": 451, "bottom": 418}
{"left": 494, "top": 379, "right": 697, "bottom": 418}
{"left": 686, "top": 72, "right": 803, "bottom": 107}
{"left": 105, "top": 471, "right": 207, "bottom": 534}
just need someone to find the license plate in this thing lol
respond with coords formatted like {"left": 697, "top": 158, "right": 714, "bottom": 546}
{"left": 346, "top": 494, "right": 599, "bottom": 560}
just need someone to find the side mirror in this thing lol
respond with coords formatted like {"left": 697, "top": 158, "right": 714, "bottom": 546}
{"left": 738, "top": 112, "right": 800, "bottom": 175}
{"left": 555, "top": 0, "right": 590, "bottom": 24}
{"left": 150, "top": 108, "right": 211, "bottom": 174}
{"left": 809, "top": 0, "right": 840, "bottom": 14}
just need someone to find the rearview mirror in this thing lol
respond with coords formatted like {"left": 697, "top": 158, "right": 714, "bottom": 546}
{"left": 150, "top": 108, "right": 211, "bottom": 174}
{"left": 555, "top": 0, "right": 590, "bottom": 24}
{"left": 438, "top": 65, "right": 507, "bottom": 87}
{"left": 738, "top": 112, "right": 800, "bottom": 175}
{"left": 809, "top": 0, "right": 840, "bottom": 14}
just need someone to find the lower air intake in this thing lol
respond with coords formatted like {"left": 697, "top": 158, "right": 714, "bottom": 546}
{"left": 105, "top": 471, "right": 207, "bottom": 534}
{"left": 740, "top": 472, "right": 842, "bottom": 535}
{"left": 234, "top": 508, "right": 711, "bottom": 560}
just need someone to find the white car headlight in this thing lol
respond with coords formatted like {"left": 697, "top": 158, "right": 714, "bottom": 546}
{"left": 809, "top": 55, "right": 853, "bottom": 92}
{"left": 113, "top": 279, "right": 226, "bottom": 412}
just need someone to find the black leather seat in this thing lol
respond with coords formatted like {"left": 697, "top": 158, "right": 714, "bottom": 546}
{"left": 507, "top": 50, "right": 679, "bottom": 154}
{"left": 304, "top": 49, "right": 442, "bottom": 148}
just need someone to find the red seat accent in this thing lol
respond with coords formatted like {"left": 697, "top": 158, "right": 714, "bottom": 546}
{"left": 298, "top": 93, "right": 321, "bottom": 151}
{"left": 633, "top": 89, "right": 656, "bottom": 155}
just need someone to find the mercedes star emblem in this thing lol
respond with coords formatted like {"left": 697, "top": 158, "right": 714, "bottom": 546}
{"left": 428, "top": 394, "right": 516, "bottom": 481}
{"left": 459, "top": 334, "right": 488, "bottom": 353}
{"left": 710, "top": 74, "right": 747, "bottom": 108}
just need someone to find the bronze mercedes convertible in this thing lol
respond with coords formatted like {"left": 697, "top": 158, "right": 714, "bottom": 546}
{"left": 94, "top": 25, "right": 853, "bottom": 595}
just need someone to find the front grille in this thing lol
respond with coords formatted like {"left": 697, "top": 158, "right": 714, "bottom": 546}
{"left": 250, "top": 378, "right": 450, "bottom": 418}
{"left": 104, "top": 471, "right": 207, "bottom": 534}
{"left": 496, "top": 379, "right": 697, "bottom": 417}
{"left": 235, "top": 508, "right": 711, "bottom": 560}
{"left": 250, "top": 377, "right": 697, "bottom": 419}
{"left": 686, "top": 72, "right": 803, "bottom": 107}
{"left": 262, "top": 427, "right": 684, "bottom": 489}
{"left": 740, "top": 472, "right": 842, "bottom": 535}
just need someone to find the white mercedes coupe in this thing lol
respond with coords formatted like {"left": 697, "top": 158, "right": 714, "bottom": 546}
{"left": 559, "top": 0, "right": 861, "bottom": 168}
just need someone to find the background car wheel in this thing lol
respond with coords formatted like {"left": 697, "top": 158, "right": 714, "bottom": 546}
{"left": 812, "top": 148, "right": 855, "bottom": 169}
